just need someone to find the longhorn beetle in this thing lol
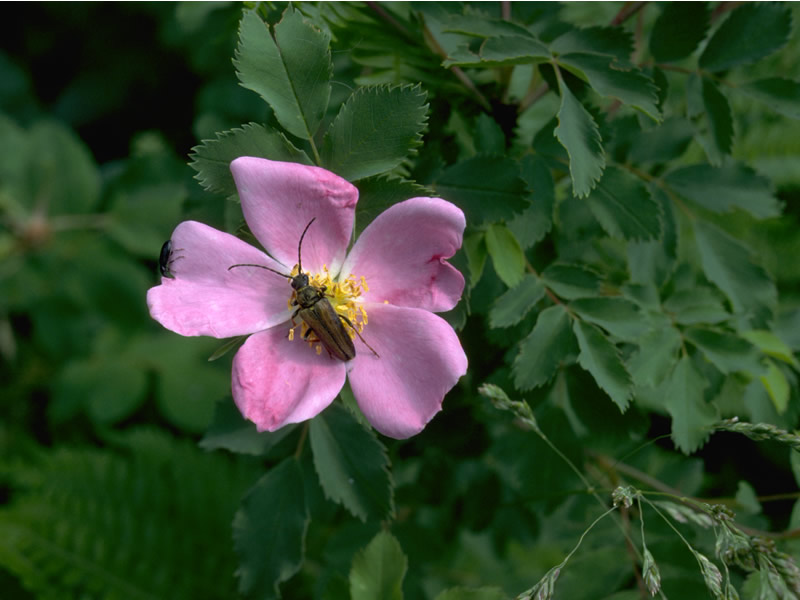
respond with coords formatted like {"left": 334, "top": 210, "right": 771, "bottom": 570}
{"left": 228, "top": 218, "right": 378, "bottom": 361}
{"left": 159, "top": 239, "right": 182, "bottom": 278}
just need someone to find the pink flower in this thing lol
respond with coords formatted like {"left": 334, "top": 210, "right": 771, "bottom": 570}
{"left": 147, "top": 157, "right": 468, "bottom": 439}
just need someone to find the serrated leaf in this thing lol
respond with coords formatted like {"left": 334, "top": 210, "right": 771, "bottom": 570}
{"left": 434, "top": 587, "right": 507, "bottom": 600}
{"left": 350, "top": 531, "right": 407, "bottom": 600}
{"left": 489, "top": 274, "right": 545, "bottom": 328}
{"left": 558, "top": 53, "right": 660, "bottom": 121}
{"left": 735, "top": 481, "right": 761, "bottom": 515}
{"left": 699, "top": 3, "right": 792, "bottom": 72}
{"left": 432, "top": 156, "right": 528, "bottom": 224}
{"left": 740, "top": 330, "right": 800, "bottom": 369}
{"left": 685, "top": 328, "right": 765, "bottom": 376}
{"left": 693, "top": 221, "right": 777, "bottom": 327}
{"left": 760, "top": 359, "right": 790, "bottom": 414}
{"left": 199, "top": 400, "right": 297, "bottom": 456}
{"left": 189, "top": 123, "right": 311, "bottom": 196}
{"left": 554, "top": 74, "right": 605, "bottom": 198}
{"left": 233, "top": 458, "right": 308, "bottom": 599}
{"left": 663, "top": 288, "right": 729, "bottom": 325}
{"left": 508, "top": 155, "right": 555, "bottom": 249}
{"left": 628, "top": 326, "right": 682, "bottom": 388}
{"left": 541, "top": 263, "right": 601, "bottom": 300}
{"left": 687, "top": 75, "right": 733, "bottom": 165}
{"left": 485, "top": 223, "right": 525, "bottom": 288}
{"left": 573, "top": 320, "right": 632, "bottom": 411}
{"left": 569, "top": 297, "right": 649, "bottom": 341}
{"left": 234, "top": 9, "right": 331, "bottom": 139}
{"left": 549, "top": 26, "right": 633, "bottom": 61}
{"left": 354, "top": 175, "right": 433, "bottom": 237}
{"left": 739, "top": 78, "right": 800, "bottom": 120}
{"left": 629, "top": 117, "right": 694, "bottom": 165}
{"left": 627, "top": 186, "right": 677, "bottom": 286}
{"left": 665, "top": 163, "right": 780, "bottom": 219}
{"left": 665, "top": 356, "right": 715, "bottom": 454}
{"left": 309, "top": 403, "right": 394, "bottom": 522}
{"left": 443, "top": 14, "right": 534, "bottom": 39}
{"left": 649, "top": 2, "right": 710, "bottom": 62}
{"left": 585, "top": 166, "right": 662, "bottom": 241}
{"left": 445, "top": 35, "right": 550, "bottom": 68}
{"left": 322, "top": 84, "right": 428, "bottom": 181}
{"left": 513, "top": 305, "right": 577, "bottom": 390}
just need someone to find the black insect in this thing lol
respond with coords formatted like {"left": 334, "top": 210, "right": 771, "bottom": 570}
{"left": 159, "top": 240, "right": 179, "bottom": 278}
{"left": 228, "top": 218, "right": 378, "bottom": 361}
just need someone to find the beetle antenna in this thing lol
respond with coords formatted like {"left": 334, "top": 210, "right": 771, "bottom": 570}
{"left": 228, "top": 263, "right": 291, "bottom": 278}
{"left": 297, "top": 218, "right": 316, "bottom": 273}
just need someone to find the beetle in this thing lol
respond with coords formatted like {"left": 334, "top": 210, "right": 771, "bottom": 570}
{"left": 227, "top": 218, "right": 378, "bottom": 361}
{"left": 159, "top": 240, "right": 178, "bottom": 278}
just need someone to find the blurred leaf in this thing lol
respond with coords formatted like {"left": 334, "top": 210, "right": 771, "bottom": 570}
{"left": 541, "top": 263, "right": 601, "bottom": 300}
{"left": 569, "top": 297, "right": 649, "bottom": 341}
{"left": 489, "top": 274, "right": 545, "bottom": 328}
{"left": 687, "top": 75, "right": 733, "bottom": 165}
{"left": 629, "top": 117, "right": 694, "bottom": 165}
{"left": 309, "top": 403, "right": 394, "bottom": 522}
{"left": 463, "top": 232, "right": 487, "bottom": 289}
{"left": 189, "top": 123, "right": 311, "bottom": 197}
{"left": 741, "top": 330, "right": 800, "bottom": 369}
{"left": 554, "top": 73, "right": 605, "bottom": 198}
{"left": 444, "top": 35, "right": 550, "bottom": 68}
{"left": 434, "top": 587, "right": 507, "bottom": 600}
{"left": 233, "top": 458, "right": 308, "bottom": 599}
{"left": 573, "top": 320, "right": 631, "bottom": 411}
{"left": 484, "top": 223, "right": 525, "bottom": 289}
{"left": 432, "top": 156, "right": 527, "bottom": 224}
{"left": 513, "top": 305, "right": 577, "bottom": 391}
{"left": 322, "top": 84, "right": 428, "bottom": 181}
{"left": 443, "top": 14, "right": 533, "bottom": 38}
{"left": 665, "top": 357, "right": 715, "bottom": 454}
{"left": 735, "top": 480, "right": 762, "bottom": 515}
{"left": 199, "top": 400, "right": 298, "bottom": 456}
{"left": 585, "top": 166, "right": 661, "bottom": 241}
{"left": 663, "top": 288, "right": 730, "bottom": 325}
{"left": 649, "top": 2, "right": 710, "bottom": 62}
{"left": 665, "top": 163, "right": 779, "bottom": 219}
{"left": 739, "top": 78, "right": 800, "bottom": 120}
{"left": 628, "top": 326, "right": 682, "bottom": 388}
{"left": 354, "top": 175, "right": 433, "bottom": 237}
{"left": 627, "top": 187, "right": 677, "bottom": 286}
{"left": 549, "top": 26, "right": 633, "bottom": 61}
{"left": 474, "top": 113, "right": 505, "bottom": 155}
{"left": 685, "top": 328, "right": 765, "bottom": 376}
{"left": 699, "top": 3, "right": 792, "bottom": 72}
{"left": 508, "top": 155, "right": 554, "bottom": 249}
{"left": 234, "top": 9, "right": 331, "bottom": 139}
{"left": 350, "top": 531, "right": 407, "bottom": 600}
{"left": 558, "top": 53, "right": 660, "bottom": 120}
{"left": 693, "top": 221, "right": 777, "bottom": 328}
{"left": 760, "top": 359, "right": 790, "bottom": 414}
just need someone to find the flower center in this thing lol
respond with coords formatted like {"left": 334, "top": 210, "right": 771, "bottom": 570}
{"left": 286, "top": 265, "right": 370, "bottom": 354}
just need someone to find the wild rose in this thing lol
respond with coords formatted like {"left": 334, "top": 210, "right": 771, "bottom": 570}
{"left": 147, "top": 157, "right": 468, "bottom": 439}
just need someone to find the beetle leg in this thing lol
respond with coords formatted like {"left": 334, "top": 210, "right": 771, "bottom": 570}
{"left": 337, "top": 314, "right": 380, "bottom": 358}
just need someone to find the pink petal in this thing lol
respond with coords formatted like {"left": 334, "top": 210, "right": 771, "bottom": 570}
{"left": 146, "top": 221, "right": 293, "bottom": 338}
{"left": 341, "top": 197, "right": 466, "bottom": 312}
{"left": 346, "top": 303, "right": 468, "bottom": 439}
{"left": 232, "top": 326, "right": 347, "bottom": 431}
{"left": 230, "top": 157, "right": 358, "bottom": 275}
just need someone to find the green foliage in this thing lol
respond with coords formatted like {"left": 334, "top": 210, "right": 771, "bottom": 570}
{"left": 349, "top": 531, "right": 407, "bottom": 600}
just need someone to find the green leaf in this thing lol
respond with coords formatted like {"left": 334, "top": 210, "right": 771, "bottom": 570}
{"left": 484, "top": 224, "right": 525, "bottom": 289}
{"left": 665, "top": 356, "right": 715, "bottom": 454}
{"left": 513, "top": 305, "right": 577, "bottom": 390}
{"left": 350, "top": 531, "right": 407, "bottom": 600}
{"left": 322, "top": 84, "right": 428, "bottom": 181}
{"left": 627, "top": 186, "right": 677, "bottom": 286}
{"left": 687, "top": 75, "right": 733, "bottom": 165}
{"left": 740, "top": 330, "right": 800, "bottom": 369}
{"left": 649, "top": 2, "right": 710, "bottom": 62}
{"left": 234, "top": 9, "right": 331, "bottom": 139}
{"left": 693, "top": 221, "right": 777, "bottom": 327}
{"left": 665, "top": 163, "right": 779, "bottom": 219}
{"left": 489, "top": 274, "right": 545, "bottom": 328}
{"left": 508, "top": 155, "right": 555, "bottom": 249}
{"left": 233, "top": 458, "right": 309, "bottom": 599}
{"left": 549, "top": 26, "right": 633, "bottom": 61}
{"left": 569, "top": 297, "right": 649, "bottom": 341}
{"left": 585, "top": 166, "right": 662, "bottom": 241}
{"left": 541, "top": 263, "right": 601, "bottom": 300}
{"left": 432, "top": 156, "right": 528, "bottom": 224}
{"left": 443, "top": 14, "right": 534, "bottom": 39}
{"left": 663, "top": 288, "right": 729, "bottom": 325}
{"left": 699, "top": 3, "right": 792, "bottom": 72}
{"left": 685, "top": 328, "right": 765, "bottom": 376}
{"left": 760, "top": 359, "right": 790, "bottom": 414}
{"left": 354, "top": 175, "right": 433, "bottom": 237}
{"left": 739, "top": 78, "right": 800, "bottom": 120}
{"left": 573, "top": 320, "right": 632, "bottom": 411}
{"left": 474, "top": 113, "right": 505, "bottom": 155}
{"left": 735, "top": 481, "right": 762, "bottom": 515}
{"left": 189, "top": 123, "right": 311, "bottom": 197}
{"left": 434, "top": 587, "right": 507, "bottom": 600}
{"left": 199, "top": 400, "right": 298, "bottom": 456}
{"left": 557, "top": 53, "right": 661, "bottom": 121}
{"left": 554, "top": 73, "right": 605, "bottom": 198}
{"left": 444, "top": 35, "right": 550, "bottom": 68}
{"left": 627, "top": 327, "right": 682, "bottom": 388}
{"left": 309, "top": 403, "right": 394, "bottom": 522}
{"left": 463, "top": 232, "right": 487, "bottom": 289}
{"left": 629, "top": 117, "right": 694, "bottom": 165}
